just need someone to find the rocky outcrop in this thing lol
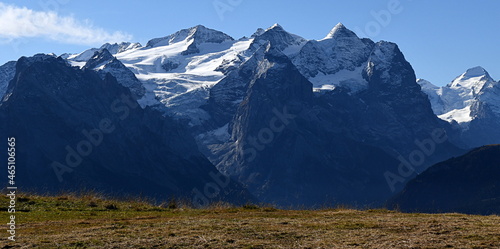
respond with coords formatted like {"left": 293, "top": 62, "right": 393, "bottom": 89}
{"left": 84, "top": 49, "right": 145, "bottom": 98}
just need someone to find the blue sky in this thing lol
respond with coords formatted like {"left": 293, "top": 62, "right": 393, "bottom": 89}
{"left": 0, "top": 0, "right": 499, "bottom": 85}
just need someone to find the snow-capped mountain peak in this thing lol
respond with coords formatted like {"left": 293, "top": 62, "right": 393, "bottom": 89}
{"left": 188, "top": 25, "right": 234, "bottom": 44}
{"left": 449, "top": 66, "right": 495, "bottom": 93}
{"left": 290, "top": 23, "right": 375, "bottom": 92}
{"left": 418, "top": 66, "right": 499, "bottom": 134}
{"left": 267, "top": 23, "right": 284, "bottom": 31}
{"left": 323, "top": 22, "right": 358, "bottom": 40}
{"left": 82, "top": 49, "right": 145, "bottom": 98}
{"left": 83, "top": 48, "right": 114, "bottom": 70}
{"left": 419, "top": 66, "right": 500, "bottom": 146}
{"left": 250, "top": 24, "right": 307, "bottom": 52}
{"left": 146, "top": 25, "right": 234, "bottom": 48}
{"left": 100, "top": 42, "right": 142, "bottom": 54}
{"left": 461, "top": 66, "right": 490, "bottom": 79}
{"left": 64, "top": 42, "right": 141, "bottom": 63}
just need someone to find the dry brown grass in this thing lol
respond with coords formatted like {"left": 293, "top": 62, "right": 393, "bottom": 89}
{"left": 0, "top": 193, "right": 499, "bottom": 248}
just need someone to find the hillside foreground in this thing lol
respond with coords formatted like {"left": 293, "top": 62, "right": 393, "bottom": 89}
{"left": 0, "top": 193, "right": 499, "bottom": 248}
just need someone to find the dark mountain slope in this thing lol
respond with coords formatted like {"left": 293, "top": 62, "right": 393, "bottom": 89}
{"left": 389, "top": 145, "right": 500, "bottom": 215}
{"left": 209, "top": 44, "right": 403, "bottom": 207}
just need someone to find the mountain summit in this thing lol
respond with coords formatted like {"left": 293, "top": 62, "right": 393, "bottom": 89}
{"left": 449, "top": 66, "right": 495, "bottom": 93}
{"left": 323, "top": 22, "right": 359, "bottom": 40}
{"left": 250, "top": 24, "right": 306, "bottom": 52}
{"left": 457, "top": 66, "right": 491, "bottom": 79}
{"left": 419, "top": 67, "right": 500, "bottom": 147}
{"left": 146, "top": 25, "right": 234, "bottom": 48}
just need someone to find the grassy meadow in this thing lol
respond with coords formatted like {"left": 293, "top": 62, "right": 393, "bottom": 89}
{"left": 0, "top": 193, "right": 499, "bottom": 248}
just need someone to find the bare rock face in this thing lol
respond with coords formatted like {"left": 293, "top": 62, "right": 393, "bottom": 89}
{"left": 84, "top": 49, "right": 145, "bottom": 98}
{"left": 0, "top": 61, "right": 16, "bottom": 99}
{"left": 200, "top": 26, "right": 463, "bottom": 207}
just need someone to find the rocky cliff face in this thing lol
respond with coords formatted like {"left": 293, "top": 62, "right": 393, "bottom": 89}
{"left": 355, "top": 42, "right": 458, "bottom": 160}
{"left": 0, "top": 61, "right": 17, "bottom": 99}
{"left": 200, "top": 30, "right": 464, "bottom": 206}
{"left": 0, "top": 54, "right": 252, "bottom": 205}
{"left": 209, "top": 43, "right": 399, "bottom": 207}
{"left": 197, "top": 25, "right": 463, "bottom": 207}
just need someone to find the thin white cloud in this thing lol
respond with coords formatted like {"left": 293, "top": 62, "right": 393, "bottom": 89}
{"left": 0, "top": 2, "right": 132, "bottom": 45}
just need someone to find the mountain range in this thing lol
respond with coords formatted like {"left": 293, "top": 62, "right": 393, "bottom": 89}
{"left": 0, "top": 54, "right": 253, "bottom": 205}
{"left": 0, "top": 23, "right": 498, "bottom": 209}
